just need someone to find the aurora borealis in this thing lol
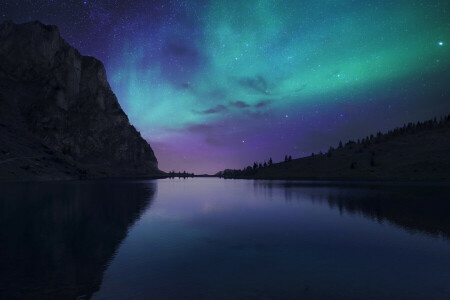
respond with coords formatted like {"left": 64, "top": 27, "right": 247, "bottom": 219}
{"left": 2, "top": 0, "right": 449, "bottom": 173}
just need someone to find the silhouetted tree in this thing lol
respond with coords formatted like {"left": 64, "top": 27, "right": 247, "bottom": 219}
{"left": 269, "top": 157, "right": 273, "bottom": 165}
{"left": 338, "top": 140, "right": 343, "bottom": 148}
{"left": 288, "top": 155, "right": 292, "bottom": 161}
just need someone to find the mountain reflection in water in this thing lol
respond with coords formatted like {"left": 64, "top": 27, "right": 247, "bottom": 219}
{"left": 0, "top": 181, "right": 156, "bottom": 300}
{"left": 253, "top": 181, "right": 450, "bottom": 239}
{"left": 1, "top": 179, "right": 449, "bottom": 300}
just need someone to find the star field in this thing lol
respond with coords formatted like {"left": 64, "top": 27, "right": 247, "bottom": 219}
{"left": 1, "top": 0, "right": 449, "bottom": 173}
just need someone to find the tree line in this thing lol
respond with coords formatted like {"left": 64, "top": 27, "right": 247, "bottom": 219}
{"left": 217, "top": 114, "right": 450, "bottom": 178}
{"left": 216, "top": 155, "right": 293, "bottom": 178}
{"left": 168, "top": 170, "right": 195, "bottom": 178}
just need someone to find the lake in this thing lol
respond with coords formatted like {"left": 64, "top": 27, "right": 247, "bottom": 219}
{"left": 0, "top": 178, "right": 449, "bottom": 299}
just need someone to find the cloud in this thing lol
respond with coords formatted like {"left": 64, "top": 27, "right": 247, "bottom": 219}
{"left": 254, "top": 100, "right": 271, "bottom": 108}
{"left": 194, "top": 104, "right": 228, "bottom": 115}
{"left": 158, "top": 39, "right": 203, "bottom": 84}
{"left": 180, "top": 82, "right": 191, "bottom": 89}
{"left": 294, "top": 84, "right": 307, "bottom": 93}
{"left": 229, "top": 101, "right": 250, "bottom": 108}
{"left": 165, "top": 42, "right": 198, "bottom": 58}
{"left": 238, "top": 76, "right": 271, "bottom": 95}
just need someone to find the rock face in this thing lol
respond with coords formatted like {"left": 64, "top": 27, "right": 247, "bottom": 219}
{"left": 0, "top": 21, "right": 161, "bottom": 180}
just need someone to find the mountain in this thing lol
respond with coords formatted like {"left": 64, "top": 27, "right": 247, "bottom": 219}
{"left": 218, "top": 116, "right": 450, "bottom": 181}
{"left": 0, "top": 21, "right": 162, "bottom": 180}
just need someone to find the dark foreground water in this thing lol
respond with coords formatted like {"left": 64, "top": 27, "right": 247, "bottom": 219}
{"left": 0, "top": 179, "right": 449, "bottom": 299}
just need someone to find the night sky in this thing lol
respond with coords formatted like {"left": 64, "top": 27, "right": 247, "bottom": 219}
{"left": 1, "top": 0, "right": 449, "bottom": 174}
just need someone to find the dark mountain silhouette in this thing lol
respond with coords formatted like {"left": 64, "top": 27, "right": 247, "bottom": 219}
{"left": 254, "top": 181, "right": 450, "bottom": 239}
{"left": 0, "top": 181, "right": 156, "bottom": 299}
{"left": 218, "top": 115, "right": 450, "bottom": 180}
{"left": 0, "top": 21, "right": 162, "bottom": 180}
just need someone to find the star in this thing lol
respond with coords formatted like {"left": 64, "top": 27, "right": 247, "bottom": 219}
{"left": 438, "top": 41, "right": 444, "bottom": 46}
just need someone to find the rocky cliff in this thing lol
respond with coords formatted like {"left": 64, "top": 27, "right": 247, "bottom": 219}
{"left": 0, "top": 21, "right": 162, "bottom": 180}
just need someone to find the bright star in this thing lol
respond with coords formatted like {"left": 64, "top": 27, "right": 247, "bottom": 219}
{"left": 438, "top": 41, "right": 444, "bottom": 46}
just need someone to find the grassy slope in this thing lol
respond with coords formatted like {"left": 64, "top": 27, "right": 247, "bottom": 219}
{"left": 244, "top": 126, "right": 450, "bottom": 181}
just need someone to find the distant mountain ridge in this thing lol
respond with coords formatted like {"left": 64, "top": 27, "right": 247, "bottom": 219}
{"left": 218, "top": 115, "right": 450, "bottom": 181}
{"left": 0, "top": 21, "right": 162, "bottom": 180}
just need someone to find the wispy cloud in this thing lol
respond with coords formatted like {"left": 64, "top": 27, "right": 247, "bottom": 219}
{"left": 238, "top": 76, "right": 271, "bottom": 95}
{"left": 229, "top": 100, "right": 250, "bottom": 108}
{"left": 194, "top": 104, "right": 228, "bottom": 115}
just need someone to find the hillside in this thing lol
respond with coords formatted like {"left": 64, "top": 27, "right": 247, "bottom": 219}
{"left": 218, "top": 116, "right": 450, "bottom": 181}
{"left": 0, "top": 21, "right": 163, "bottom": 180}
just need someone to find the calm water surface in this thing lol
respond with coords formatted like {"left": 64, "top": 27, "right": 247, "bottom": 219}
{"left": 0, "top": 178, "right": 449, "bottom": 299}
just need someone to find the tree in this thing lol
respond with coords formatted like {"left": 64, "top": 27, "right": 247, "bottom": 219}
{"left": 338, "top": 140, "right": 343, "bottom": 148}
{"left": 288, "top": 155, "right": 292, "bottom": 161}
{"left": 284, "top": 155, "right": 288, "bottom": 162}
{"left": 264, "top": 161, "right": 267, "bottom": 167}
{"left": 269, "top": 157, "right": 273, "bottom": 165}
{"left": 253, "top": 162, "right": 258, "bottom": 169}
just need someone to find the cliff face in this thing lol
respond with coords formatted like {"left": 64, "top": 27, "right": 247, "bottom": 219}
{"left": 0, "top": 21, "right": 161, "bottom": 180}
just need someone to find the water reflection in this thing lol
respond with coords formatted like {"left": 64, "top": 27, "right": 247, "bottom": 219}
{"left": 1, "top": 179, "right": 449, "bottom": 299}
{"left": 0, "top": 181, "right": 155, "bottom": 300}
{"left": 254, "top": 181, "right": 450, "bottom": 239}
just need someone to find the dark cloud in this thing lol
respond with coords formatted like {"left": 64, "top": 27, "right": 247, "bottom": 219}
{"left": 180, "top": 82, "right": 191, "bottom": 89}
{"left": 194, "top": 104, "right": 227, "bottom": 115}
{"left": 230, "top": 101, "right": 250, "bottom": 108}
{"left": 238, "top": 76, "right": 270, "bottom": 95}
{"left": 165, "top": 42, "right": 198, "bottom": 58}
{"left": 158, "top": 39, "right": 203, "bottom": 84}
{"left": 254, "top": 100, "right": 271, "bottom": 108}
